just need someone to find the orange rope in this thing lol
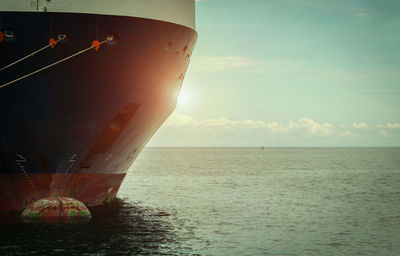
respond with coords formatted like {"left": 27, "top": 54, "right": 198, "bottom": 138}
{"left": 0, "top": 38, "right": 112, "bottom": 89}
{"left": 0, "top": 38, "right": 62, "bottom": 72}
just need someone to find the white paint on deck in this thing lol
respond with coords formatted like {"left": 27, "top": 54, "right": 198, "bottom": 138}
{"left": 0, "top": 0, "right": 196, "bottom": 29}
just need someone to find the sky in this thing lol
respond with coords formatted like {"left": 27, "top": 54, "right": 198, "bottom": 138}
{"left": 148, "top": 0, "right": 400, "bottom": 147}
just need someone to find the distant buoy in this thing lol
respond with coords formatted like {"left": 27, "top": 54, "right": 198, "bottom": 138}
{"left": 21, "top": 197, "right": 91, "bottom": 221}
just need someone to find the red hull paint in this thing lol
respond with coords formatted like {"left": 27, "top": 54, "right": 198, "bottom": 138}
{"left": 0, "top": 173, "right": 126, "bottom": 212}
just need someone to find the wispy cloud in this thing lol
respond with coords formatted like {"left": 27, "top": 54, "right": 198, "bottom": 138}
{"left": 189, "top": 55, "right": 309, "bottom": 74}
{"left": 190, "top": 56, "right": 264, "bottom": 72}
{"left": 282, "top": 0, "right": 370, "bottom": 14}
{"left": 338, "top": 130, "right": 357, "bottom": 137}
{"left": 189, "top": 55, "right": 400, "bottom": 83}
{"left": 356, "top": 12, "right": 368, "bottom": 17}
{"left": 190, "top": 54, "right": 400, "bottom": 88}
{"left": 345, "top": 89, "right": 400, "bottom": 95}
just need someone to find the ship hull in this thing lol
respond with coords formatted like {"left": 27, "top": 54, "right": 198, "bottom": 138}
{"left": 0, "top": 12, "right": 196, "bottom": 212}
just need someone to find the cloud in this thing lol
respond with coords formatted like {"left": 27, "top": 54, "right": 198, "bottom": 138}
{"left": 165, "top": 114, "right": 400, "bottom": 135}
{"left": 150, "top": 113, "right": 400, "bottom": 146}
{"left": 298, "top": 118, "right": 335, "bottom": 136}
{"left": 380, "top": 130, "right": 390, "bottom": 137}
{"left": 164, "top": 114, "right": 336, "bottom": 136}
{"left": 377, "top": 123, "right": 400, "bottom": 129}
{"left": 375, "top": 123, "right": 400, "bottom": 139}
{"left": 265, "top": 122, "right": 289, "bottom": 133}
{"left": 164, "top": 114, "right": 268, "bottom": 129}
{"left": 164, "top": 113, "right": 197, "bottom": 127}
{"left": 352, "top": 122, "right": 369, "bottom": 129}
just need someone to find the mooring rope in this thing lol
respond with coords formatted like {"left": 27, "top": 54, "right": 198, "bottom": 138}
{"left": 0, "top": 37, "right": 112, "bottom": 89}
{"left": 0, "top": 37, "right": 63, "bottom": 72}
{"left": 16, "top": 154, "right": 38, "bottom": 199}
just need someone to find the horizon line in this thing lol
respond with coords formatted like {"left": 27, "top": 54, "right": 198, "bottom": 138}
{"left": 145, "top": 146, "right": 400, "bottom": 148}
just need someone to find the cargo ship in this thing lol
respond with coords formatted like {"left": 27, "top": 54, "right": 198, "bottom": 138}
{"left": 0, "top": 0, "right": 197, "bottom": 213}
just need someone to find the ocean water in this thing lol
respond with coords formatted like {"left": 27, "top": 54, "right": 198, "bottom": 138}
{"left": 0, "top": 147, "right": 399, "bottom": 255}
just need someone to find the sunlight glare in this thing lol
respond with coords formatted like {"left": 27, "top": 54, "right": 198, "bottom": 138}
{"left": 177, "top": 89, "right": 189, "bottom": 107}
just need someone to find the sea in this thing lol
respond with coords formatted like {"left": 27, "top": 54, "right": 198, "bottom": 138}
{"left": 0, "top": 147, "right": 399, "bottom": 255}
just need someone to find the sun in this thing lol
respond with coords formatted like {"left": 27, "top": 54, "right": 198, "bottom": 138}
{"left": 177, "top": 89, "right": 189, "bottom": 107}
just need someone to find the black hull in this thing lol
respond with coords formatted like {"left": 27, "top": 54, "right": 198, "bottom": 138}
{"left": 0, "top": 12, "right": 197, "bottom": 211}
